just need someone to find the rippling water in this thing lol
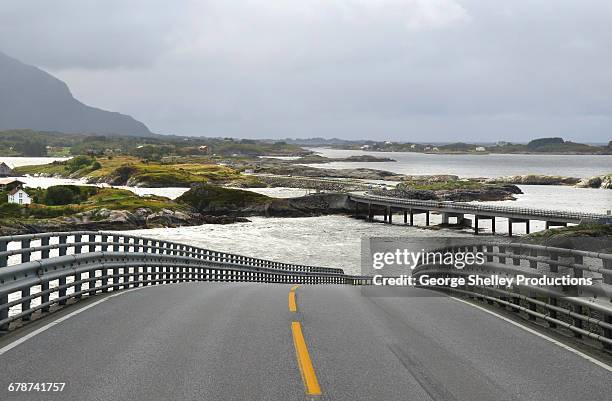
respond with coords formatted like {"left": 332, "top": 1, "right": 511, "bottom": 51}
{"left": 305, "top": 148, "right": 612, "bottom": 178}
{"left": 1, "top": 156, "right": 70, "bottom": 167}
{"left": 127, "top": 216, "right": 472, "bottom": 274}
{"left": 2, "top": 156, "right": 609, "bottom": 271}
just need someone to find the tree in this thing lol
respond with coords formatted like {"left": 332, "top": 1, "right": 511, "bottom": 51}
{"left": 527, "top": 137, "right": 564, "bottom": 149}
{"left": 14, "top": 139, "right": 47, "bottom": 156}
{"left": 44, "top": 186, "right": 77, "bottom": 205}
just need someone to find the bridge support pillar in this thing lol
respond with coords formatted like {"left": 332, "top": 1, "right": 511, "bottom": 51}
{"left": 410, "top": 209, "right": 414, "bottom": 226}
{"left": 441, "top": 213, "right": 449, "bottom": 225}
{"left": 425, "top": 211, "right": 430, "bottom": 226}
{"left": 383, "top": 209, "right": 388, "bottom": 223}
{"left": 368, "top": 203, "right": 373, "bottom": 221}
{"left": 474, "top": 216, "right": 479, "bottom": 235}
{"left": 387, "top": 207, "right": 392, "bottom": 224}
{"left": 404, "top": 210, "right": 407, "bottom": 224}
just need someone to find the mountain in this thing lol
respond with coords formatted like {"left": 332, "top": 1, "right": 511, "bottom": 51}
{"left": 0, "top": 51, "right": 152, "bottom": 136}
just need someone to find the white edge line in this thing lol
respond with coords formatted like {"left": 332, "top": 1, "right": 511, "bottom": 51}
{"left": 0, "top": 287, "right": 145, "bottom": 357}
{"left": 451, "top": 296, "right": 612, "bottom": 373}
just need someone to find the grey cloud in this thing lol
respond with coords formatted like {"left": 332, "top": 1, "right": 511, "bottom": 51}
{"left": 1, "top": 0, "right": 611, "bottom": 142}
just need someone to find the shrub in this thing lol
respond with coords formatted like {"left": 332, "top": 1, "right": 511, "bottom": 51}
{"left": 0, "top": 203, "right": 22, "bottom": 217}
{"left": 65, "top": 155, "right": 94, "bottom": 173}
{"left": 42, "top": 185, "right": 98, "bottom": 206}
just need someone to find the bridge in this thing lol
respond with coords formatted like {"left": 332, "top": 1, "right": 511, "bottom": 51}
{"left": 1, "top": 231, "right": 611, "bottom": 400}
{"left": 350, "top": 193, "right": 610, "bottom": 235}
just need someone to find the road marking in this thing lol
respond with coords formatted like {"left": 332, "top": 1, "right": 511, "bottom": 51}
{"left": 451, "top": 297, "right": 612, "bottom": 373}
{"left": 0, "top": 287, "right": 145, "bottom": 357}
{"left": 291, "top": 321, "right": 322, "bottom": 396}
{"left": 288, "top": 285, "right": 300, "bottom": 312}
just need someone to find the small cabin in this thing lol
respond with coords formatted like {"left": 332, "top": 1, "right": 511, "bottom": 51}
{"left": 0, "top": 162, "right": 15, "bottom": 177}
{"left": 7, "top": 188, "right": 31, "bottom": 205}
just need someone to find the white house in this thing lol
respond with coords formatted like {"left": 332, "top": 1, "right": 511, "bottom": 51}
{"left": 7, "top": 188, "right": 31, "bottom": 205}
{"left": 475, "top": 146, "right": 486, "bottom": 152}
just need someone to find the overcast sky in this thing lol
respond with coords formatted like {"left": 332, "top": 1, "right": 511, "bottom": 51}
{"left": 1, "top": 0, "right": 611, "bottom": 142}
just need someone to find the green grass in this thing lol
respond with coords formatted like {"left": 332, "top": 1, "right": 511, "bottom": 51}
{"left": 399, "top": 180, "right": 484, "bottom": 191}
{"left": 15, "top": 156, "right": 265, "bottom": 187}
{"left": 177, "top": 184, "right": 271, "bottom": 213}
{"left": 526, "top": 223, "right": 612, "bottom": 238}
{"left": 0, "top": 186, "right": 188, "bottom": 224}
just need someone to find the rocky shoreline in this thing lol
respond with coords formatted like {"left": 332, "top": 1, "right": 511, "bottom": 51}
{"left": 0, "top": 207, "right": 251, "bottom": 236}
{"left": 370, "top": 182, "right": 523, "bottom": 202}
{"left": 484, "top": 174, "right": 612, "bottom": 189}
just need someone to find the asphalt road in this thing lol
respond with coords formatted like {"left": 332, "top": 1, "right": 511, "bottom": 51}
{"left": 1, "top": 283, "right": 611, "bottom": 401}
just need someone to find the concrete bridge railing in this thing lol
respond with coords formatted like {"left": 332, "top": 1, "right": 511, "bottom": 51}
{"left": 0, "top": 231, "right": 371, "bottom": 333}
{"left": 350, "top": 193, "right": 610, "bottom": 234}
{"left": 411, "top": 242, "right": 612, "bottom": 350}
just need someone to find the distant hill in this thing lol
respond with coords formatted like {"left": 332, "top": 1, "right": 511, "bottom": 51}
{"left": 0, "top": 51, "right": 152, "bottom": 136}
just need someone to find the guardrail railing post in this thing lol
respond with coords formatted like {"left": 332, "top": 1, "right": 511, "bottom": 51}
{"left": 21, "top": 238, "right": 31, "bottom": 263}
{"left": 549, "top": 252, "right": 558, "bottom": 273}
{"left": 59, "top": 235, "right": 67, "bottom": 256}
{"left": 74, "top": 234, "right": 82, "bottom": 255}
{"left": 101, "top": 234, "right": 108, "bottom": 251}
{"left": 0, "top": 294, "right": 8, "bottom": 331}
{"left": 74, "top": 234, "right": 82, "bottom": 299}
{"left": 88, "top": 234, "right": 96, "bottom": 252}
{"left": 498, "top": 246, "right": 506, "bottom": 264}
{"left": 0, "top": 239, "right": 7, "bottom": 267}
{"left": 604, "top": 313, "right": 612, "bottom": 351}
{"left": 529, "top": 248, "right": 538, "bottom": 269}
{"left": 603, "top": 259, "right": 612, "bottom": 286}
{"left": 512, "top": 247, "right": 521, "bottom": 266}
{"left": 573, "top": 255, "right": 583, "bottom": 278}
{"left": 21, "top": 286, "right": 31, "bottom": 321}
{"left": 41, "top": 278, "right": 50, "bottom": 312}
{"left": 41, "top": 237, "right": 50, "bottom": 260}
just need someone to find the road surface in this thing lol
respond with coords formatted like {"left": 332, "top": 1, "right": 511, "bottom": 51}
{"left": 1, "top": 283, "right": 611, "bottom": 401}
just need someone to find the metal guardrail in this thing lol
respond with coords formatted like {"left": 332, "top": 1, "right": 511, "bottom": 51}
{"left": 411, "top": 242, "right": 612, "bottom": 349}
{"left": 350, "top": 194, "right": 608, "bottom": 222}
{"left": 0, "top": 231, "right": 371, "bottom": 332}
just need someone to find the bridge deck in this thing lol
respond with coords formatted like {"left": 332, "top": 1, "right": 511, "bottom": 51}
{"left": 1, "top": 283, "right": 611, "bottom": 401}
{"left": 350, "top": 193, "right": 608, "bottom": 223}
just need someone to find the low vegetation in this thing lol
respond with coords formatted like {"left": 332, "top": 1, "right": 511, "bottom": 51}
{"left": 177, "top": 184, "right": 271, "bottom": 214}
{"left": 332, "top": 137, "right": 612, "bottom": 155}
{"left": 0, "top": 185, "right": 187, "bottom": 222}
{"left": 14, "top": 156, "right": 264, "bottom": 187}
{"left": 397, "top": 179, "right": 484, "bottom": 191}
{"left": 526, "top": 223, "right": 612, "bottom": 239}
{"left": 0, "top": 129, "right": 309, "bottom": 158}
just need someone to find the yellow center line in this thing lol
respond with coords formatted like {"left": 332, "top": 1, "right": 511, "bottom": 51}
{"left": 291, "top": 321, "right": 322, "bottom": 396}
{"left": 288, "top": 291, "right": 297, "bottom": 312}
{"left": 288, "top": 285, "right": 300, "bottom": 312}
